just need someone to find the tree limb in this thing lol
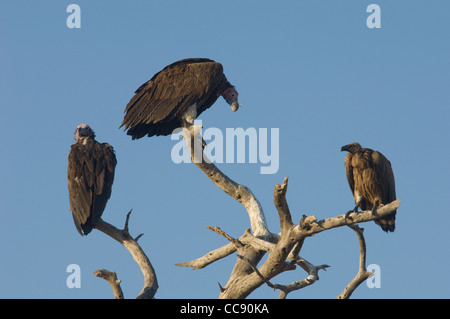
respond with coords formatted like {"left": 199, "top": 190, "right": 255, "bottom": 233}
{"left": 291, "top": 200, "right": 401, "bottom": 240}
{"left": 94, "top": 210, "right": 158, "bottom": 299}
{"left": 182, "top": 125, "right": 270, "bottom": 237}
{"left": 175, "top": 228, "right": 278, "bottom": 270}
{"left": 175, "top": 241, "right": 238, "bottom": 270}
{"left": 273, "top": 176, "right": 293, "bottom": 233}
{"left": 179, "top": 126, "right": 401, "bottom": 299}
{"left": 237, "top": 254, "right": 329, "bottom": 299}
{"left": 182, "top": 125, "right": 275, "bottom": 298}
{"left": 337, "top": 225, "right": 373, "bottom": 299}
{"left": 93, "top": 269, "right": 124, "bottom": 299}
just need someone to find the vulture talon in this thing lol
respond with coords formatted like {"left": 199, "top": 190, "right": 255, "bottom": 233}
{"left": 345, "top": 205, "right": 359, "bottom": 219}
{"left": 344, "top": 210, "right": 354, "bottom": 219}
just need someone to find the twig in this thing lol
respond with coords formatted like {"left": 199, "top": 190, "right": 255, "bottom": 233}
{"left": 124, "top": 209, "right": 132, "bottom": 232}
{"left": 207, "top": 226, "right": 244, "bottom": 249}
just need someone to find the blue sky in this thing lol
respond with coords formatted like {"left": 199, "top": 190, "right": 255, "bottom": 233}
{"left": 1, "top": 1, "right": 449, "bottom": 299}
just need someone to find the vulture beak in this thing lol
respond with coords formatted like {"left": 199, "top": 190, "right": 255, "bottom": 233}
{"left": 341, "top": 145, "right": 349, "bottom": 152}
{"left": 231, "top": 101, "right": 240, "bottom": 112}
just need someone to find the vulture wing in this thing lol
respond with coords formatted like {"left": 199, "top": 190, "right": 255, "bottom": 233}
{"left": 370, "top": 150, "right": 397, "bottom": 232}
{"left": 371, "top": 151, "right": 396, "bottom": 204}
{"left": 68, "top": 140, "right": 117, "bottom": 235}
{"left": 344, "top": 153, "right": 355, "bottom": 196}
{"left": 121, "top": 58, "right": 226, "bottom": 138}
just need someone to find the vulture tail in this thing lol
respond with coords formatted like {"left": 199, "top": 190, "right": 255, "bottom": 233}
{"left": 375, "top": 210, "right": 396, "bottom": 233}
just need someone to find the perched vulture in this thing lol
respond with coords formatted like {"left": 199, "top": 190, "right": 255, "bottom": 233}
{"left": 341, "top": 142, "right": 397, "bottom": 232}
{"left": 68, "top": 124, "right": 117, "bottom": 236}
{"left": 120, "top": 58, "right": 239, "bottom": 139}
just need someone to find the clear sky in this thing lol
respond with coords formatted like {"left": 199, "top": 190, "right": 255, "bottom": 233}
{"left": 1, "top": 1, "right": 449, "bottom": 299}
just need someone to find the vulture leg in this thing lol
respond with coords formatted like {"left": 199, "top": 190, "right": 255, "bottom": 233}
{"left": 181, "top": 118, "right": 207, "bottom": 150}
{"left": 371, "top": 199, "right": 379, "bottom": 217}
{"left": 345, "top": 201, "right": 362, "bottom": 219}
{"left": 345, "top": 189, "right": 366, "bottom": 219}
{"left": 180, "top": 103, "right": 206, "bottom": 149}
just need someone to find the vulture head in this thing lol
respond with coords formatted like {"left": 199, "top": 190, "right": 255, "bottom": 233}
{"left": 341, "top": 142, "right": 362, "bottom": 154}
{"left": 221, "top": 87, "right": 240, "bottom": 112}
{"left": 75, "top": 123, "right": 96, "bottom": 141}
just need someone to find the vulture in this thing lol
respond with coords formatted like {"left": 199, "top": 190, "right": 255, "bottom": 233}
{"left": 120, "top": 58, "right": 240, "bottom": 139}
{"left": 341, "top": 142, "right": 397, "bottom": 232}
{"left": 68, "top": 124, "right": 117, "bottom": 236}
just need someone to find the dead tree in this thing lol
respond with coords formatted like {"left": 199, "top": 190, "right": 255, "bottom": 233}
{"left": 93, "top": 210, "right": 158, "bottom": 299}
{"left": 92, "top": 123, "right": 400, "bottom": 299}
{"left": 176, "top": 124, "right": 400, "bottom": 299}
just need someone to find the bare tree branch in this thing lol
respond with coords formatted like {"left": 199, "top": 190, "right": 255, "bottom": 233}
{"left": 182, "top": 125, "right": 274, "bottom": 298}
{"left": 182, "top": 125, "right": 270, "bottom": 237}
{"left": 94, "top": 210, "right": 158, "bottom": 299}
{"left": 93, "top": 269, "right": 124, "bottom": 299}
{"left": 178, "top": 126, "right": 401, "bottom": 299}
{"left": 290, "top": 200, "right": 401, "bottom": 240}
{"left": 216, "top": 178, "right": 307, "bottom": 298}
{"left": 273, "top": 176, "right": 293, "bottom": 233}
{"left": 175, "top": 229, "right": 278, "bottom": 269}
{"left": 337, "top": 225, "right": 373, "bottom": 299}
{"left": 177, "top": 153, "right": 400, "bottom": 298}
{"left": 237, "top": 254, "right": 329, "bottom": 299}
{"left": 281, "top": 258, "right": 329, "bottom": 298}
{"left": 175, "top": 241, "right": 237, "bottom": 270}
{"left": 207, "top": 226, "right": 245, "bottom": 249}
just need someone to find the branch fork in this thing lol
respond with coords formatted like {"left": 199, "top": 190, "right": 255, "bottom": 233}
{"left": 178, "top": 125, "right": 400, "bottom": 299}
{"left": 94, "top": 210, "right": 158, "bottom": 299}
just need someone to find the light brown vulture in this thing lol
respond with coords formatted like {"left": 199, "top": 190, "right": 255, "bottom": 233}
{"left": 341, "top": 142, "right": 397, "bottom": 232}
{"left": 68, "top": 124, "right": 117, "bottom": 236}
{"left": 120, "top": 58, "right": 239, "bottom": 139}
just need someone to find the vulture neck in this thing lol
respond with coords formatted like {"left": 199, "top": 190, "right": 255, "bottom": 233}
{"left": 77, "top": 136, "right": 93, "bottom": 145}
{"left": 219, "top": 79, "right": 232, "bottom": 94}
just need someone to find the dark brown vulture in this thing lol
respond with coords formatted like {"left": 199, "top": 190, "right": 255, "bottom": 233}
{"left": 120, "top": 58, "right": 239, "bottom": 139}
{"left": 68, "top": 124, "right": 117, "bottom": 236}
{"left": 341, "top": 142, "right": 397, "bottom": 232}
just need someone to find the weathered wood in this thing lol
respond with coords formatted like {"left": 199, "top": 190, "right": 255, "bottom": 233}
{"left": 94, "top": 211, "right": 158, "bottom": 299}
{"left": 177, "top": 124, "right": 400, "bottom": 299}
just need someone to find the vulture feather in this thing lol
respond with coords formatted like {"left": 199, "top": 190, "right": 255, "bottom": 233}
{"left": 68, "top": 124, "right": 117, "bottom": 236}
{"left": 120, "top": 58, "right": 239, "bottom": 139}
{"left": 341, "top": 142, "right": 397, "bottom": 232}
